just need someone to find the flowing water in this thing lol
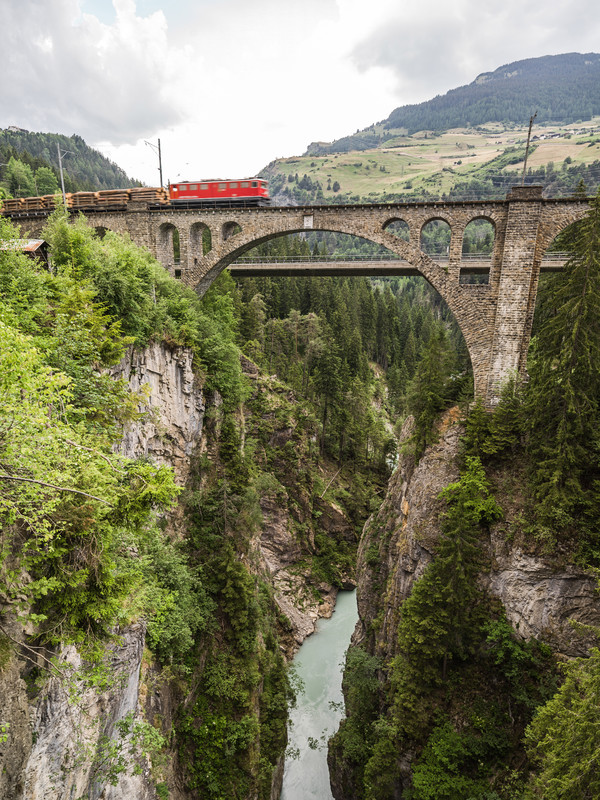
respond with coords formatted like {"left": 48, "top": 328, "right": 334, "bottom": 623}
{"left": 280, "top": 590, "right": 359, "bottom": 800}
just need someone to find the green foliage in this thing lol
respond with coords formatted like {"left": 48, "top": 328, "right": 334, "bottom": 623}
{"left": 462, "top": 397, "right": 493, "bottom": 458}
{"left": 6, "top": 156, "right": 36, "bottom": 197}
{"left": 311, "top": 530, "right": 354, "bottom": 588}
{"left": 0, "top": 313, "right": 180, "bottom": 642}
{"left": 139, "top": 527, "right": 215, "bottom": 665}
{"left": 482, "top": 615, "right": 556, "bottom": 711}
{"left": 337, "top": 459, "right": 503, "bottom": 798}
{"left": 408, "top": 720, "right": 495, "bottom": 799}
{"left": 235, "top": 257, "right": 470, "bottom": 473}
{"left": 525, "top": 190, "right": 600, "bottom": 539}
{"left": 483, "top": 376, "right": 525, "bottom": 459}
{"left": 177, "top": 538, "right": 294, "bottom": 799}
{"left": 0, "top": 721, "right": 9, "bottom": 745}
{"left": 406, "top": 330, "right": 454, "bottom": 459}
{"left": 88, "top": 711, "right": 167, "bottom": 787}
{"left": 525, "top": 647, "right": 600, "bottom": 799}
{"left": 331, "top": 645, "right": 383, "bottom": 786}
{"left": 42, "top": 209, "right": 247, "bottom": 410}
{"left": 35, "top": 166, "right": 60, "bottom": 195}
{"left": 391, "top": 457, "right": 502, "bottom": 732}
{"left": 0, "top": 212, "right": 249, "bottom": 658}
{"left": 0, "top": 208, "right": 303, "bottom": 797}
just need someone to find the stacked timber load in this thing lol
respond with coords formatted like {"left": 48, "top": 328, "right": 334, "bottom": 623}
{"left": 70, "top": 192, "right": 98, "bottom": 209}
{"left": 95, "top": 189, "right": 129, "bottom": 208}
{"left": 40, "top": 195, "right": 60, "bottom": 210}
{"left": 21, "top": 197, "right": 47, "bottom": 212}
{"left": 129, "top": 187, "right": 169, "bottom": 203}
{"left": 1, "top": 198, "right": 25, "bottom": 213}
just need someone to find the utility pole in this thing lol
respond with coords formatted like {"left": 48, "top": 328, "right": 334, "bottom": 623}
{"left": 157, "top": 138, "right": 163, "bottom": 188}
{"left": 145, "top": 139, "right": 163, "bottom": 187}
{"left": 56, "top": 143, "right": 70, "bottom": 207}
{"left": 521, "top": 111, "right": 537, "bottom": 185}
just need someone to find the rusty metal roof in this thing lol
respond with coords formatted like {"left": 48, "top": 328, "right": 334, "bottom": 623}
{"left": 0, "top": 239, "right": 48, "bottom": 252}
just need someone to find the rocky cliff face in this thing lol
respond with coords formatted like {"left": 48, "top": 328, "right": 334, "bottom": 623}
{"left": 1, "top": 342, "right": 355, "bottom": 799}
{"left": 330, "top": 409, "right": 600, "bottom": 798}
{"left": 113, "top": 342, "right": 205, "bottom": 485}
{"left": 242, "top": 359, "right": 356, "bottom": 656}
{"left": 0, "top": 342, "right": 201, "bottom": 800}
{"left": 355, "top": 411, "right": 600, "bottom": 664}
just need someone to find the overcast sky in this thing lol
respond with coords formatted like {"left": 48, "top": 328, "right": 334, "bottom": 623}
{"left": 2, "top": 0, "right": 600, "bottom": 185}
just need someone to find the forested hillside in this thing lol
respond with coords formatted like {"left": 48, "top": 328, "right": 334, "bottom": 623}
{"left": 259, "top": 53, "right": 600, "bottom": 206}
{"left": 0, "top": 128, "right": 138, "bottom": 197}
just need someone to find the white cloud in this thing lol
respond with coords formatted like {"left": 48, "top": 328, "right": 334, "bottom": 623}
{"left": 2, "top": 0, "right": 600, "bottom": 184}
{"left": 0, "top": 0, "right": 181, "bottom": 143}
{"left": 350, "top": 0, "right": 600, "bottom": 103}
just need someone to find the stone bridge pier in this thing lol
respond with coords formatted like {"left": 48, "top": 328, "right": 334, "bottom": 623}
{"left": 12, "top": 187, "right": 589, "bottom": 406}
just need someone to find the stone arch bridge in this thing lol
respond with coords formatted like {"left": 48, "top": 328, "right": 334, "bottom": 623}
{"left": 14, "top": 186, "right": 590, "bottom": 406}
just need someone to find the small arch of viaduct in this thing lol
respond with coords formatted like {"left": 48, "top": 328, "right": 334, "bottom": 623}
{"left": 14, "top": 187, "right": 589, "bottom": 406}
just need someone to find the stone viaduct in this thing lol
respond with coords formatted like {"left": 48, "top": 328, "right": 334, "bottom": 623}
{"left": 11, "top": 186, "right": 590, "bottom": 406}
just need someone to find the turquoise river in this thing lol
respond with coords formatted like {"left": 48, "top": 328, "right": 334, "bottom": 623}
{"left": 280, "top": 590, "right": 359, "bottom": 800}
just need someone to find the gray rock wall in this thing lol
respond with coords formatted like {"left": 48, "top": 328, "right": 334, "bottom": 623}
{"left": 355, "top": 409, "right": 600, "bottom": 662}
{"left": 113, "top": 342, "right": 205, "bottom": 485}
{"left": 0, "top": 341, "right": 206, "bottom": 800}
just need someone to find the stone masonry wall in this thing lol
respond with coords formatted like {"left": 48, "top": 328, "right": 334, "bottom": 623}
{"left": 9, "top": 192, "right": 589, "bottom": 405}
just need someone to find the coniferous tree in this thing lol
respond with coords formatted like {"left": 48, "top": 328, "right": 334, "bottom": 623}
{"left": 407, "top": 330, "right": 453, "bottom": 459}
{"left": 462, "top": 397, "right": 492, "bottom": 458}
{"left": 525, "top": 647, "right": 600, "bottom": 800}
{"left": 362, "top": 458, "right": 502, "bottom": 796}
{"left": 526, "top": 188, "right": 600, "bottom": 530}
{"left": 483, "top": 375, "right": 524, "bottom": 459}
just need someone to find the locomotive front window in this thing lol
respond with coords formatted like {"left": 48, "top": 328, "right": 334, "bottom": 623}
{"left": 251, "top": 181, "right": 257, "bottom": 187}
{"left": 241, "top": 182, "right": 249, "bottom": 188}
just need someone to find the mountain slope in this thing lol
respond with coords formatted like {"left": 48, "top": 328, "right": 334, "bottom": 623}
{"left": 306, "top": 53, "right": 600, "bottom": 156}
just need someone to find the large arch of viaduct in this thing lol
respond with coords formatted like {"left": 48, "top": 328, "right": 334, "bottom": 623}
{"left": 15, "top": 186, "right": 589, "bottom": 406}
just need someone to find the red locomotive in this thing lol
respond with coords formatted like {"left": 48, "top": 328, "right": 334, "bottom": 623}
{"left": 168, "top": 178, "right": 269, "bottom": 207}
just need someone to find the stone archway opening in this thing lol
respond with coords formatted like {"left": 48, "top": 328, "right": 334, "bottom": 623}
{"left": 190, "top": 222, "right": 212, "bottom": 255}
{"left": 227, "top": 230, "right": 474, "bottom": 412}
{"left": 199, "top": 224, "right": 483, "bottom": 404}
{"left": 94, "top": 226, "right": 109, "bottom": 240}
{"left": 460, "top": 217, "right": 495, "bottom": 285}
{"left": 157, "top": 222, "right": 181, "bottom": 274}
{"left": 190, "top": 222, "right": 212, "bottom": 271}
{"left": 222, "top": 221, "right": 242, "bottom": 241}
{"left": 228, "top": 230, "right": 413, "bottom": 272}
{"left": 420, "top": 218, "right": 451, "bottom": 257}
{"left": 383, "top": 218, "right": 410, "bottom": 242}
{"left": 530, "top": 221, "right": 575, "bottom": 345}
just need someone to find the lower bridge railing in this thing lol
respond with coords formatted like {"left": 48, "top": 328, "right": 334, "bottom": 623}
{"left": 228, "top": 252, "right": 568, "bottom": 276}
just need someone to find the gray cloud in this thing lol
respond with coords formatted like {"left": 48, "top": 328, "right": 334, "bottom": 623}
{"left": 0, "top": 0, "right": 182, "bottom": 144}
{"left": 350, "top": 0, "right": 600, "bottom": 105}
